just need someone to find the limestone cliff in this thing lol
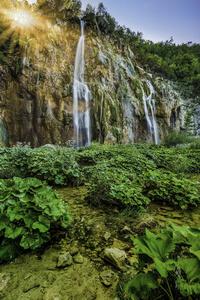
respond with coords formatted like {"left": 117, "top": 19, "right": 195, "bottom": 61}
{"left": 0, "top": 23, "right": 199, "bottom": 147}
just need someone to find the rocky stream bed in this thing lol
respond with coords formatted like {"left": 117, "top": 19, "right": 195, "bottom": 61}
{"left": 0, "top": 186, "right": 200, "bottom": 300}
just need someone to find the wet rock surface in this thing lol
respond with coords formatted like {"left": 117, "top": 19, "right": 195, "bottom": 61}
{"left": 0, "top": 186, "right": 200, "bottom": 300}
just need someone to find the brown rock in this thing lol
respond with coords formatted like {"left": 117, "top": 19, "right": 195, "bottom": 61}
{"left": 57, "top": 252, "right": 73, "bottom": 268}
{"left": 100, "top": 270, "right": 118, "bottom": 286}
{"left": 101, "top": 248, "right": 127, "bottom": 270}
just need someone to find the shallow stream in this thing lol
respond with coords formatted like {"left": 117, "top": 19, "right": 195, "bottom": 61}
{"left": 0, "top": 184, "right": 199, "bottom": 300}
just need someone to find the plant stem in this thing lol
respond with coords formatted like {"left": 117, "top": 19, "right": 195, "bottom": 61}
{"left": 160, "top": 284, "right": 173, "bottom": 300}
{"left": 155, "top": 293, "right": 166, "bottom": 300}
{"left": 166, "top": 278, "right": 174, "bottom": 300}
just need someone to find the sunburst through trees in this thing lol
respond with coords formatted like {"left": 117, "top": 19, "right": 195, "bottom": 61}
{"left": 0, "top": 0, "right": 65, "bottom": 62}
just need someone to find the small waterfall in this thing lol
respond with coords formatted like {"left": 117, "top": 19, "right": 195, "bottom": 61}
{"left": 99, "top": 78, "right": 106, "bottom": 143}
{"left": 119, "top": 38, "right": 122, "bottom": 53}
{"left": 22, "top": 43, "right": 27, "bottom": 67}
{"left": 73, "top": 21, "right": 91, "bottom": 147}
{"left": 146, "top": 80, "right": 159, "bottom": 144}
{"left": 141, "top": 81, "right": 159, "bottom": 144}
{"left": 141, "top": 84, "right": 153, "bottom": 141}
{"left": 0, "top": 117, "right": 7, "bottom": 147}
{"left": 128, "top": 47, "right": 134, "bottom": 59}
{"left": 117, "top": 55, "right": 135, "bottom": 79}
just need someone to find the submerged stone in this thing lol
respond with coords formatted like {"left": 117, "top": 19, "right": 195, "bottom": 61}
{"left": 100, "top": 270, "right": 118, "bottom": 286}
{"left": 73, "top": 253, "right": 84, "bottom": 264}
{"left": 102, "top": 248, "right": 127, "bottom": 270}
{"left": 57, "top": 252, "right": 73, "bottom": 268}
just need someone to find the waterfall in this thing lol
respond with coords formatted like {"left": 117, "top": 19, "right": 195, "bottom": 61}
{"left": 99, "top": 92, "right": 104, "bottom": 143}
{"left": 141, "top": 81, "right": 159, "bottom": 144}
{"left": 22, "top": 43, "right": 27, "bottom": 67}
{"left": 99, "top": 78, "right": 106, "bottom": 143}
{"left": 0, "top": 117, "right": 7, "bottom": 147}
{"left": 146, "top": 80, "right": 159, "bottom": 144}
{"left": 73, "top": 21, "right": 91, "bottom": 147}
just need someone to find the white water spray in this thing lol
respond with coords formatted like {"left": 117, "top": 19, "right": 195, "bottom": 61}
{"left": 73, "top": 21, "right": 91, "bottom": 147}
{"left": 141, "top": 80, "right": 159, "bottom": 144}
{"left": 146, "top": 80, "right": 159, "bottom": 144}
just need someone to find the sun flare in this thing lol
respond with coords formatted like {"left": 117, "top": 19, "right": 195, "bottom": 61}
{"left": 0, "top": 0, "right": 60, "bottom": 59}
{"left": 9, "top": 9, "right": 35, "bottom": 28}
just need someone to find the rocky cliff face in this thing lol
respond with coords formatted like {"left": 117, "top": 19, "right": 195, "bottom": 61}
{"left": 0, "top": 23, "right": 199, "bottom": 147}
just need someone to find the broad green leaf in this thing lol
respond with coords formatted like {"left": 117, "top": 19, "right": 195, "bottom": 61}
{"left": 190, "top": 242, "right": 200, "bottom": 259}
{"left": 32, "top": 216, "right": 50, "bottom": 232}
{"left": 20, "top": 232, "right": 50, "bottom": 250}
{"left": 168, "top": 222, "right": 200, "bottom": 246}
{"left": 5, "top": 226, "right": 26, "bottom": 239}
{"left": 0, "top": 238, "right": 22, "bottom": 261}
{"left": 134, "top": 233, "right": 175, "bottom": 261}
{"left": 125, "top": 272, "right": 159, "bottom": 298}
{"left": 178, "top": 258, "right": 200, "bottom": 283}
{"left": 154, "top": 258, "right": 176, "bottom": 278}
{"left": 20, "top": 233, "right": 37, "bottom": 249}
{"left": 0, "top": 215, "right": 9, "bottom": 231}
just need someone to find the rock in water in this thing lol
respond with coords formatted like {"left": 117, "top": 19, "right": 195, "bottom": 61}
{"left": 73, "top": 253, "right": 84, "bottom": 264}
{"left": 101, "top": 248, "right": 127, "bottom": 270}
{"left": 57, "top": 252, "right": 73, "bottom": 268}
{"left": 100, "top": 270, "right": 118, "bottom": 286}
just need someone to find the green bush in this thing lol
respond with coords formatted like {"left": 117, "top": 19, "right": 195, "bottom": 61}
{"left": 77, "top": 144, "right": 156, "bottom": 176}
{"left": 189, "top": 138, "right": 200, "bottom": 149}
{"left": 136, "top": 146, "right": 200, "bottom": 173}
{"left": 0, "top": 177, "right": 71, "bottom": 261}
{"left": 0, "top": 145, "right": 30, "bottom": 178}
{"left": 142, "top": 170, "right": 200, "bottom": 209}
{"left": 86, "top": 170, "right": 150, "bottom": 210}
{"left": 86, "top": 169, "right": 199, "bottom": 210}
{"left": 28, "top": 146, "right": 81, "bottom": 186}
{"left": 122, "top": 223, "right": 200, "bottom": 300}
{"left": 163, "top": 131, "right": 192, "bottom": 147}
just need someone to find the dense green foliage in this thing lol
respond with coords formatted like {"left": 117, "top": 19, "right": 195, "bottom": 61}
{"left": 135, "top": 143, "right": 200, "bottom": 173}
{"left": 0, "top": 177, "right": 71, "bottom": 262}
{"left": 0, "top": 145, "right": 80, "bottom": 185}
{"left": 163, "top": 131, "right": 193, "bottom": 147}
{"left": 121, "top": 223, "right": 200, "bottom": 300}
{"left": 137, "top": 40, "right": 200, "bottom": 98}
{"left": 86, "top": 168, "right": 199, "bottom": 210}
{"left": 0, "top": 144, "right": 199, "bottom": 212}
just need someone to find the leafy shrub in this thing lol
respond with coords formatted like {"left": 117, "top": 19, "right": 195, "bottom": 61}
{"left": 0, "top": 145, "right": 31, "bottom": 178}
{"left": 28, "top": 147, "right": 80, "bottom": 185}
{"left": 86, "top": 168, "right": 199, "bottom": 210}
{"left": 163, "top": 131, "right": 192, "bottom": 147}
{"left": 189, "top": 137, "right": 200, "bottom": 149}
{"left": 123, "top": 223, "right": 200, "bottom": 300}
{"left": 77, "top": 144, "right": 156, "bottom": 176}
{"left": 137, "top": 147, "right": 200, "bottom": 173}
{"left": 142, "top": 170, "right": 200, "bottom": 209}
{"left": 86, "top": 170, "right": 150, "bottom": 210}
{"left": 0, "top": 177, "right": 71, "bottom": 261}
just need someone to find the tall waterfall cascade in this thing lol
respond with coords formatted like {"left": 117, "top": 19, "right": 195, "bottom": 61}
{"left": 141, "top": 79, "right": 159, "bottom": 144}
{"left": 73, "top": 21, "right": 91, "bottom": 147}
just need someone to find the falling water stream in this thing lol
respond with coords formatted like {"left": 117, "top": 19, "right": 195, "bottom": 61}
{"left": 146, "top": 80, "right": 159, "bottom": 144}
{"left": 73, "top": 21, "right": 91, "bottom": 147}
{"left": 141, "top": 80, "right": 159, "bottom": 144}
